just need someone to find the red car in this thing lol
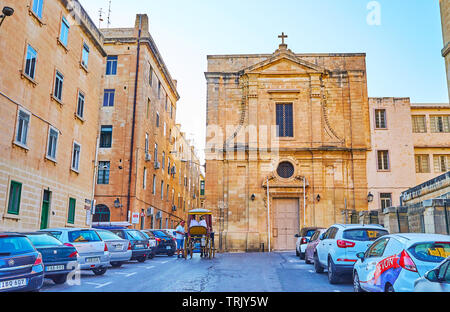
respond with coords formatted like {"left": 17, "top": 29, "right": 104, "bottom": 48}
{"left": 304, "top": 229, "right": 327, "bottom": 264}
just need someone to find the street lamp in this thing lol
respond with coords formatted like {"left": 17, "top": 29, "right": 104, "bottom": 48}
{"left": 113, "top": 198, "right": 123, "bottom": 208}
{"left": 0, "top": 6, "right": 14, "bottom": 27}
{"left": 367, "top": 192, "right": 374, "bottom": 203}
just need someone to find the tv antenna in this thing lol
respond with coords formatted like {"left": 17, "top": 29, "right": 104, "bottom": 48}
{"left": 98, "top": 8, "right": 104, "bottom": 28}
{"left": 107, "top": 0, "right": 112, "bottom": 28}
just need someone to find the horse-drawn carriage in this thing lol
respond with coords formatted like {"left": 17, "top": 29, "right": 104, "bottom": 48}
{"left": 184, "top": 208, "right": 215, "bottom": 259}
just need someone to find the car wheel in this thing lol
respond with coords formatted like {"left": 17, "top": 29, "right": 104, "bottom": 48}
{"left": 137, "top": 256, "right": 146, "bottom": 263}
{"left": 353, "top": 271, "right": 364, "bottom": 292}
{"left": 385, "top": 283, "right": 395, "bottom": 292}
{"left": 296, "top": 248, "right": 300, "bottom": 257}
{"left": 167, "top": 251, "right": 174, "bottom": 257}
{"left": 314, "top": 253, "right": 324, "bottom": 273}
{"left": 147, "top": 252, "right": 155, "bottom": 259}
{"left": 305, "top": 254, "right": 311, "bottom": 264}
{"left": 92, "top": 267, "right": 107, "bottom": 276}
{"left": 51, "top": 274, "right": 68, "bottom": 285}
{"left": 111, "top": 261, "right": 123, "bottom": 268}
{"left": 328, "top": 257, "right": 340, "bottom": 284}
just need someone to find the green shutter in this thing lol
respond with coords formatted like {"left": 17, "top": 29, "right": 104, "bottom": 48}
{"left": 67, "top": 197, "right": 76, "bottom": 224}
{"left": 7, "top": 181, "right": 22, "bottom": 215}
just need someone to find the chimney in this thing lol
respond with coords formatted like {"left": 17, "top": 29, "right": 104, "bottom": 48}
{"left": 135, "top": 14, "right": 149, "bottom": 32}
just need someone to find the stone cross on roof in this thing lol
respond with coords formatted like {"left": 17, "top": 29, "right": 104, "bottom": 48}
{"left": 278, "top": 32, "right": 288, "bottom": 45}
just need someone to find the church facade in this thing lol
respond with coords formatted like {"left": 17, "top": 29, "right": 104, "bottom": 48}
{"left": 204, "top": 38, "right": 371, "bottom": 252}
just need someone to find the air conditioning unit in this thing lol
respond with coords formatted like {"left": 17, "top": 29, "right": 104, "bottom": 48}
{"left": 172, "top": 205, "right": 177, "bottom": 212}
{"left": 154, "top": 161, "right": 160, "bottom": 169}
{"left": 171, "top": 166, "right": 176, "bottom": 176}
{"left": 146, "top": 207, "right": 154, "bottom": 216}
{"left": 145, "top": 153, "right": 151, "bottom": 162}
{"left": 155, "top": 211, "right": 162, "bottom": 219}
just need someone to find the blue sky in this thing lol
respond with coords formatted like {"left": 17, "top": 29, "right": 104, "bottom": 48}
{"left": 79, "top": 0, "right": 448, "bottom": 159}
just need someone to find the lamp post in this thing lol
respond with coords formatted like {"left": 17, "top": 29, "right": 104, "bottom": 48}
{"left": 0, "top": 7, "right": 14, "bottom": 28}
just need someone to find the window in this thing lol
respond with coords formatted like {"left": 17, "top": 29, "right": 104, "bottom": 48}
{"left": 162, "top": 152, "right": 165, "bottom": 169}
{"left": 434, "top": 155, "right": 450, "bottom": 173}
{"left": 103, "top": 89, "right": 115, "bottom": 107}
{"left": 343, "top": 229, "right": 388, "bottom": 241}
{"left": 143, "top": 167, "right": 147, "bottom": 190}
{"left": 71, "top": 142, "right": 81, "bottom": 172}
{"left": 100, "top": 125, "right": 113, "bottom": 148}
{"left": 415, "top": 154, "right": 430, "bottom": 173}
{"left": 97, "top": 161, "right": 110, "bottom": 184}
{"left": 15, "top": 109, "right": 30, "bottom": 147}
{"left": 81, "top": 43, "right": 89, "bottom": 68}
{"left": 76, "top": 91, "right": 85, "bottom": 118}
{"left": 161, "top": 181, "right": 164, "bottom": 200}
{"left": 24, "top": 45, "right": 37, "bottom": 80}
{"left": 276, "top": 103, "right": 293, "bottom": 137}
{"left": 149, "top": 64, "right": 153, "bottom": 86}
{"left": 430, "top": 116, "right": 450, "bottom": 133}
{"left": 154, "top": 143, "right": 158, "bottom": 163}
{"left": 46, "top": 127, "right": 59, "bottom": 160}
{"left": 152, "top": 174, "right": 156, "bottom": 194}
{"left": 106, "top": 56, "right": 118, "bottom": 75}
{"left": 277, "top": 162, "right": 295, "bottom": 179}
{"left": 380, "top": 193, "right": 392, "bottom": 210}
{"left": 59, "top": 17, "right": 70, "bottom": 46}
{"left": 158, "top": 81, "right": 161, "bottom": 99}
{"left": 145, "top": 133, "right": 149, "bottom": 154}
{"left": 166, "top": 184, "right": 170, "bottom": 201}
{"left": 147, "top": 99, "right": 151, "bottom": 119}
{"left": 156, "top": 112, "right": 160, "bottom": 127}
{"left": 377, "top": 150, "right": 389, "bottom": 171}
{"left": 53, "top": 71, "right": 64, "bottom": 102}
{"left": 164, "top": 122, "right": 166, "bottom": 136}
{"left": 32, "top": 0, "right": 44, "bottom": 18}
{"left": 412, "top": 115, "right": 427, "bottom": 133}
{"left": 67, "top": 198, "right": 76, "bottom": 224}
{"left": 165, "top": 95, "right": 168, "bottom": 111}
{"left": 170, "top": 104, "right": 173, "bottom": 119}
{"left": 374, "top": 109, "right": 387, "bottom": 129}
{"left": 365, "top": 238, "right": 389, "bottom": 258}
{"left": 7, "top": 181, "right": 22, "bottom": 215}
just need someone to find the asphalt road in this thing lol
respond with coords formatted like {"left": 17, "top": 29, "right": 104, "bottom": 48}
{"left": 41, "top": 251, "right": 353, "bottom": 292}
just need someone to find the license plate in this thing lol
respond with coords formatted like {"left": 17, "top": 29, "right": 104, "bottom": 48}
{"left": 0, "top": 278, "right": 28, "bottom": 290}
{"left": 113, "top": 244, "right": 123, "bottom": 250}
{"left": 166, "top": 246, "right": 171, "bottom": 250}
{"left": 135, "top": 244, "right": 144, "bottom": 249}
{"left": 46, "top": 265, "right": 65, "bottom": 272}
{"left": 86, "top": 257, "right": 100, "bottom": 263}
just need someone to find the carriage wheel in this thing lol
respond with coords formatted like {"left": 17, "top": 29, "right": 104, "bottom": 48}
{"left": 189, "top": 238, "right": 194, "bottom": 259}
{"left": 184, "top": 237, "right": 189, "bottom": 259}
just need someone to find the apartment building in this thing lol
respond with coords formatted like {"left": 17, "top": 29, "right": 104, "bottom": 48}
{"left": 367, "top": 98, "right": 450, "bottom": 211}
{"left": 0, "top": 0, "right": 106, "bottom": 230}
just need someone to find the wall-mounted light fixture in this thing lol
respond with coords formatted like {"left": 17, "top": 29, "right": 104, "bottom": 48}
{"left": 114, "top": 198, "right": 123, "bottom": 208}
{"left": 316, "top": 194, "right": 321, "bottom": 202}
{"left": 367, "top": 192, "right": 374, "bottom": 203}
{"left": 251, "top": 194, "right": 256, "bottom": 201}
{"left": 0, "top": 6, "right": 14, "bottom": 28}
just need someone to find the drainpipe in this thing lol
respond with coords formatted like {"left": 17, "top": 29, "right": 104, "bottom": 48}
{"left": 267, "top": 177, "right": 271, "bottom": 253}
{"left": 126, "top": 16, "right": 142, "bottom": 222}
{"left": 89, "top": 135, "right": 100, "bottom": 227}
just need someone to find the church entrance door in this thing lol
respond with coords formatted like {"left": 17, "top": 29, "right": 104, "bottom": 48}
{"left": 272, "top": 198, "right": 299, "bottom": 251}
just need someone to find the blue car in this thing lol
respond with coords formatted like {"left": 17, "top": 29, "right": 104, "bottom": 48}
{"left": 23, "top": 232, "right": 79, "bottom": 284}
{"left": 0, "top": 233, "right": 44, "bottom": 292}
{"left": 353, "top": 233, "right": 450, "bottom": 292}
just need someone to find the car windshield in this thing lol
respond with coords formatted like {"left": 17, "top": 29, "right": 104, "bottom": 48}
{"left": 68, "top": 230, "right": 101, "bottom": 243}
{"left": 408, "top": 241, "right": 450, "bottom": 263}
{"left": 41, "top": 231, "right": 62, "bottom": 240}
{"left": 96, "top": 230, "right": 121, "bottom": 241}
{"left": 126, "top": 230, "right": 146, "bottom": 241}
{"left": 306, "top": 230, "right": 316, "bottom": 237}
{"left": 152, "top": 230, "right": 168, "bottom": 238}
{"left": 143, "top": 231, "right": 154, "bottom": 239}
{"left": 343, "top": 229, "right": 388, "bottom": 241}
{"left": 0, "top": 236, "right": 35, "bottom": 255}
{"left": 26, "top": 234, "right": 63, "bottom": 247}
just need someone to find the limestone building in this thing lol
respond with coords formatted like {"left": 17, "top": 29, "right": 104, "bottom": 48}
{"left": 205, "top": 38, "right": 371, "bottom": 252}
{"left": 93, "top": 15, "right": 202, "bottom": 230}
{"left": 0, "top": 0, "right": 106, "bottom": 230}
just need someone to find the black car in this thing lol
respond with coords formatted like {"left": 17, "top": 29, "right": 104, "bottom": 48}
{"left": 22, "top": 232, "right": 78, "bottom": 284}
{"left": 139, "top": 230, "right": 156, "bottom": 259}
{"left": 0, "top": 233, "right": 44, "bottom": 292}
{"left": 108, "top": 229, "right": 151, "bottom": 262}
{"left": 147, "top": 230, "right": 176, "bottom": 257}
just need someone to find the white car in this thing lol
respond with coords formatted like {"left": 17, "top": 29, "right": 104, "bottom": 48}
{"left": 40, "top": 228, "right": 110, "bottom": 276}
{"left": 414, "top": 256, "right": 450, "bottom": 292}
{"left": 353, "top": 233, "right": 450, "bottom": 292}
{"left": 94, "top": 229, "right": 132, "bottom": 268}
{"left": 314, "top": 224, "right": 389, "bottom": 284}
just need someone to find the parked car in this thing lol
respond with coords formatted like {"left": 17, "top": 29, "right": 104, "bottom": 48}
{"left": 295, "top": 227, "right": 325, "bottom": 259}
{"left": 140, "top": 230, "right": 157, "bottom": 259}
{"left": 40, "top": 228, "right": 110, "bottom": 276}
{"left": 314, "top": 224, "right": 389, "bottom": 284}
{"left": 107, "top": 228, "right": 151, "bottom": 262}
{"left": 22, "top": 232, "right": 78, "bottom": 284}
{"left": 353, "top": 233, "right": 450, "bottom": 292}
{"left": 146, "top": 230, "right": 176, "bottom": 256}
{"left": 94, "top": 229, "right": 132, "bottom": 267}
{"left": 414, "top": 256, "right": 450, "bottom": 292}
{"left": 161, "top": 229, "right": 177, "bottom": 239}
{"left": 305, "top": 229, "right": 327, "bottom": 264}
{"left": 0, "top": 232, "right": 44, "bottom": 292}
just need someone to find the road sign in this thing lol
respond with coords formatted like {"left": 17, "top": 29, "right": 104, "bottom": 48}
{"left": 131, "top": 212, "right": 140, "bottom": 224}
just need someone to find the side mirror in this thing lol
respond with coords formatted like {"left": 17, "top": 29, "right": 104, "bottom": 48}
{"left": 425, "top": 269, "right": 439, "bottom": 283}
{"left": 319, "top": 234, "right": 324, "bottom": 240}
{"left": 356, "top": 252, "right": 365, "bottom": 262}
{"left": 294, "top": 234, "right": 299, "bottom": 238}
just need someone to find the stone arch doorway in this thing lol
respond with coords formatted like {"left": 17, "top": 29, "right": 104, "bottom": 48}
{"left": 93, "top": 204, "right": 111, "bottom": 222}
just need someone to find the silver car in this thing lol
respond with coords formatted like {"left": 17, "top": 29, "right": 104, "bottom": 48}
{"left": 94, "top": 229, "right": 132, "bottom": 267}
{"left": 40, "top": 228, "right": 110, "bottom": 276}
{"left": 414, "top": 257, "right": 450, "bottom": 292}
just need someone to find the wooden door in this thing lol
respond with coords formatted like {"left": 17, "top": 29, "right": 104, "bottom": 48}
{"left": 273, "top": 198, "right": 299, "bottom": 251}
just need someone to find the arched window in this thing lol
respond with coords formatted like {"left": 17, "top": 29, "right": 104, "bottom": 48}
{"left": 277, "top": 161, "right": 295, "bottom": 179}
{"left": 93, "top": 204, "right": 110, "bottom": 222}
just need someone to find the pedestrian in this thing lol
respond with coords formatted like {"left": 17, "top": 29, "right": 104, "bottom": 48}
{"left": 175, "top": 220, "right": 186, "bottom": 258}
